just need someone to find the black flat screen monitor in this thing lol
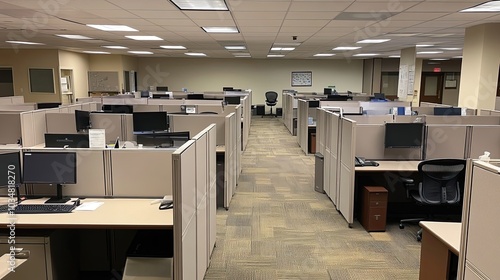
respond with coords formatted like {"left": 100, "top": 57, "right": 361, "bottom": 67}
{"left": 140, "top": 90, "right": 150, "bottom": 98}
{"left": 37, "top": 102, "right": 61, "bottom": 109}
{"left": 45, "top": 133, "right": 90, "bottom": 148}
{"left": 326, "top": 95, "right": 352, "bottom": 101}
{"left": 133, "top": 111, "right": 168, "bottom": 133}
{"left": 136, "top": 131, "right": 190, "bottom": 148}
{"left": 324, "top": 88, "right": 332, "bottom": 95}
{"left": 309, "top": 100, "right": 320, "bottom": 108}
{"left": 156, "top": 86, "right": 168, "bottom": 91}
{"left": 434, "top": 107, "right": 461, "bottom": 116}
{"left": 0, "top": 152, "right": 21, "bottom": 187}
{"left": 223, "top": 87, "right": 233, "bottom": 91}
{"left": 75, "top": 110, "right": 91, "bottom": 132}
{"left": 102, "top": 105, "right": 133, "bottom": 113}
{"left": 384, "top": 123, "right": 424, "bottom": 148}
{"left": 224, "top": 96, "right": 241, "bottom": 105}
{"left": 373, "top": 93, "right": 385, "bottom": 100}
{"left": 187, "top": 93, "right": 204, "bottom": 100}
{"left": 22, "top": 152, "right": 77, "bottom": 203}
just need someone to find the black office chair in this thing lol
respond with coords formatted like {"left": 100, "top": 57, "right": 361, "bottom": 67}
{"left": 263, "top": 91, "right": 278, "bottom": 117}
{"left": 399, "top": 159, "right": 466, "bottom": 241}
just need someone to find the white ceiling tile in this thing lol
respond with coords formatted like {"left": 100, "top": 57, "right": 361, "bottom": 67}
{"left": 344, "top": 1, "right": 421, "bottom": 12}
{"left": 232, "top": 12, "right": 286, "bottom": 20}
{"left": 387, "top": 12, "right": 449, "bottom": 21}
{"left": 289, "top": 1, "right": 352, "bottom": 12}
{"left": 406, "top": 2, "right": 480, "bottom": 12}
{"left": 86, "top": 9, "right": 137, "bottom": 19}
{"left": 129, "top": 10, "right": 187, "bottom": 19}
{"left": 237, "top": 20, "right": 283, "bottom": 27}
{"left": 285, "top": 11, "right": 340, "bottom": 20}
{"left": 105, "top": 0, "right": 178, "bottom": 10}
{"left": 228, "top": 1, "right": 291, "bottom": 12}
{"left": 282, "top": 20, "right": 330, "bottom": 27}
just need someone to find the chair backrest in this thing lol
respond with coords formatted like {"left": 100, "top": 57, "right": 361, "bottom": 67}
{"left": 417, "top": 159, "right": 466, "bottom": 205}
{"left": 265, "top": 91, "right": 278, "bottom": 103}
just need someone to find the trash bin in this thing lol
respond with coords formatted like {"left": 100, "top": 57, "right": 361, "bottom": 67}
{"left": 314, "top": 152, "right": 324, "bottom": 193}
{"left": 292, "top": 118, "right": 297, "bottom": 136}
{"left": 256, "top": 105, "right": 265, "bottom": 116}
{"left": 276, "top": 108, "right": 282, "bottom": 116}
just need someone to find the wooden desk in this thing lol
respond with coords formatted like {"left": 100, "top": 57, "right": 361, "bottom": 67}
{"left": 419, "top": 221, "right": 461, "bottom": 280}
{"left": 355, "top": 160, "right": 420, "bottom": 172}
{"left": 0, "top": 198, "right": 173, "bottom": 229}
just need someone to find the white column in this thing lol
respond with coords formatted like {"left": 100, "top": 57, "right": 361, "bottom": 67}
{"left": 397, "top": 47, "right": 417, "bottom": 102}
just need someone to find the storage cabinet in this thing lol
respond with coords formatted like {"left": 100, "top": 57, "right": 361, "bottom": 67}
{"left": 360, "top": 186, "right": 388, "bottom": 232}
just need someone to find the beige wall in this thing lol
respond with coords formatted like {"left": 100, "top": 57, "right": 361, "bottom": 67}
{"left": 58, "top": 50, "right": 90, "bottom": 101}
{"left": 136, "top": 58, "right": 363, "bottom": 105}
{"left": 0, "top": 49, "right": 61, "bottom": 103}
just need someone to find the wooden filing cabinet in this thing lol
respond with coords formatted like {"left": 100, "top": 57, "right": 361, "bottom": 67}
{"left": 360, "top": 186, "right": 388, "bottom": 232}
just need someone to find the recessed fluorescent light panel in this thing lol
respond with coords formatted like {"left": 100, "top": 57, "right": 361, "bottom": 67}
{"left": 267, "top": 54, "right": 285, "bottom": 57}
{"left": 6, "top": 41, "right": 44, "bottom": 45}
{"left": 389, "top": 55, "right": 400, "bottom": 58}
{"left": 185, "top": 52, "right": 207, "bottom": 56}
{"left": 430, "top": 58, "right": 449, "bottom": 61}
{"left": 87, "top": 25, "right": 138, "bottom": 32}
{"left": 83, "top": 51, "right": 110, "bottom": 54}
{"left": 225, "top": 46, "right": 246, "bottom": 50}
{"left": 170, "top": 0, "right": 228, "bottom": 10}
{"left": 314, "top": 54, "right": 335, "bottom": 57}
{"left": 356, "top": 39, "right": 391, "bottom": 44}
{"left": 440, "top": 47, "right": 462, "bottom": 51}
{"left": 273, "top": 42, "right": 302, "bottom": 46}
{"left": 353, "top": 53, "right": 379, "bottom": 57}
{"left": 128, "top": 51, "right": 153, "bottom": 54}
{"left": 102, "top": 46, "right": 128, "bottom": 49}
{"left": 417, "top": 51, "right": 443, "bottom": 54}
{"left": 125, "top": 36, "right": 163, "bottom": 41}
{"left": 416, "top": 44, "right": 434, "bottom": 47}
{"left": 271, "top": 47, "right": 295, "bottom": 51}
{"left": 160, "top": 45, "right": 186, "bottom": 50}
{"left": 333, "top": 46, "right": 361, "bottom": 51}
{"left": 56, "top": 34, "right": 93, "bottom": 40}
{"left": 202, "top": 27, "right": 239, "bottom": 33}
{"left": 461, "top": 1, "right": 500, "bottom": 12}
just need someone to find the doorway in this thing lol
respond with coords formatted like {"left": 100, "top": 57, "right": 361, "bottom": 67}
{"left": 420, "top": 72, "right": 444, "bottom": 104}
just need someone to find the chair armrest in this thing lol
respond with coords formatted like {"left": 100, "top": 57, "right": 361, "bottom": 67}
{"left": 400, "top": 177, "right": 415, "bottom": 198}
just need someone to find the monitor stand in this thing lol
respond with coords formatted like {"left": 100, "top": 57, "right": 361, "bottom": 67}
{"left": 45, "top": 184, "right": 70, "bottom": 204}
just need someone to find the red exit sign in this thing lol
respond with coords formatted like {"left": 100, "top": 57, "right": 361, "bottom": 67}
{"left": 433, "top": 67, "right": 441, "bottom": 72}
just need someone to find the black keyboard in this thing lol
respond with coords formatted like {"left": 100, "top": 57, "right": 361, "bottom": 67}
{"left": 0, "top": 204, "right": 9, "bottom": 213}
{"left": 14, "top": 204, "right": 76, "bottom": 214}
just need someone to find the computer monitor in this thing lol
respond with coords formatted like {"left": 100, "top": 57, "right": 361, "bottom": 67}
{"left": 187, "top": 93, "right": 204, "bottom": 100}
{"left": 326, "top": 95, "right": 352, "bottom": 101}
{"left": 102, "top": 105, "right": 134, "bottom": 113}
{"left": 373, "top": 93, "right": 386, "bottom": 100}
{"left": 223, "top": 87, "right": 233, "bottom": 91}
{"left": 224, "top": 96, "right": 241, "bottom": 105}
{"left": 140, "top": 90, "right": 150, "bottom": 98}
{"left": 323, "top": 88, "right": 332, "bottom": 95}
{"left": 75, "top": 110, "right": 91, "bottom": 132}
{"left": 136, "top": 131, "right": 190, "bottom": 148}
{"left": 22, "top": 151, "right": 77, "bottom": 203}
{"left": 309, "top": 100, "right": 320, "bottom": 108}
{"left": 37, "top": 102, "right": 61, "bottom": 109}
{"left": 384, "top": 123, "right": 424, "bottom": 148}
{"left": 156, "top": 86, "right": 168, "bottom": 91}
{"left": 45, "top": 133, "right": 90, "bottom": 148}
{"left": 434, "top": 107, "right": 462, "bottom": 116}
{"left": 152, "top": 92, "right": 172, "bottom": 99}
{"left": 0, "top": 151, "right": 21, "bottom": 187}
{"left": 132, "top": 111, "right": 168, "bottom": 133}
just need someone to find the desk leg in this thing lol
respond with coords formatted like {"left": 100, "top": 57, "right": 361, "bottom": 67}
{"left": 419, "top": 228, "right": 452, "bottom": 280}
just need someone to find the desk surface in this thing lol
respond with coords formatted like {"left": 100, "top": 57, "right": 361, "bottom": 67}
{"left": 216, "top": 145, "right": 225, "bottom": 153}
{"left": 419, "top": 221, "right": 461, "bottom": 255}
{"left": 0, "top": 198, "right": 173, "bottom": 230}
{"left": 355, "top": 160, "right": 420, "bottom": 172}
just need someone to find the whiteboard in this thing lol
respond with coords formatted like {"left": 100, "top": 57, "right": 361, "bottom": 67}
{"left": 88, "top": 71, "right": 119, "bottom": 92}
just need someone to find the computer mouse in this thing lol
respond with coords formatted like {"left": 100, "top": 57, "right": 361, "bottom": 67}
{"left": 159, "top": 201, "right": 173, "bottom": 210}
{"left": 15, "top": 250, "right": 30, "bottom": 259}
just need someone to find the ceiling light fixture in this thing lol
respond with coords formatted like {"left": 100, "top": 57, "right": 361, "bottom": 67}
{"left": 56, "top": 34, "right": 93, "bottom": 40}
{"left": 440, "top": 47, "right": 462, "bottom": 51}
{"left": 353, "top": 53, "right": 379, "bottom": 57}
{"left": 273, "top": 42, "right": 301, "bottom": 46}
{"left": 356, "top": 39, "right": 391, "bottom": 44}
{"left": 389, "top": 55, "right": 400, "bottom": 58}
{"left": 417, "top": 51, "right": 444, "bottom": 54}
{"left": 169, "top": 0, "right": 228, "bottom": 11}
{"left": 102, "top": 46, "right": 128, "bottom": 49}
{"left": 313, "top": 53, "right": 335, "bottom": 57}
{"left": 267, "top": 54, "right": 285, "bottom": 57}
{"left": 87, "top": 25, "right": 138, "bottom": 32}
{"left": 225, "top": 46, "right": 246, "bottom": 50}
{"left": 333, "top": 46, "right": 361, "bottom": 51}
{"left": 160, "top": 45, "right": 186, "bottom": 49}
{"left": 416, "top": 44, "right": 434, "bottom": 47}
{"left": 461, "top": 1, "right": 500, "bottom": 12}
{"left": 271, "top": 47, "right": 295, "bottom": 51}
{"left": 83, "top": 51, "right": 110, "bottom": 54}
{"left": 6, "top": 41, "right": 44, "bottom": 45}
{"left": 128, "top": 51, "right": 154, "bottom": 54}
{"left": 125, "top": 35, "right": 163, "bottom": 41}
{"left": 202, "top": 26, "right": 239, "bottom": 33}
{"left": 185, "top": 52, "right": 207, "bottom": 56}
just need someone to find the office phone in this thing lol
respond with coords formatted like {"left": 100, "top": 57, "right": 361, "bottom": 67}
{"left": 355, "top": 157, "right": 379, "bottom": 167}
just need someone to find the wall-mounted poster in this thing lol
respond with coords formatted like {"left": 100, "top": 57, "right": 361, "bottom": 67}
{"left": 291, "top": 71, "right": 312, "bottom": 87}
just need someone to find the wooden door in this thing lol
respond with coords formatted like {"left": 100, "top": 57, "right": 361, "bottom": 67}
{"left": 420, "top": 72, "right": 444, "bottom": 104}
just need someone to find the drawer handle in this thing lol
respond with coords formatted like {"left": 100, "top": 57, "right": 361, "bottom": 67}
{"left": 374, "top": 215, "right": 381, "bottom": 220}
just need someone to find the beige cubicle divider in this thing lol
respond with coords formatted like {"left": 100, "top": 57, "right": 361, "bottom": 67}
{"left": 355, "top": 124, "right": 423, "bottom": 160}
{"left": 132, "top": 105, "right": 161, "bottom": 112}
{"left": 0, "top": 96, "right": 24, "bottom": 104}
{"left": 425, "top": 125, "right": 468, "bottom": 159}
{"left": 170, "top": 114, "right": 226, "bottom": 145}
{"left": 172, "top": 140, "right": 198, "bottom": 280}
{"left": 339, "top": 117, "right": 356, "bottom": 225}
{"left": 147, "top": 99, "right": 184, "bottom": 106}
{"left": 282, "top": 91, "right": 296, "bottom": 134}
{"left": 90, "top": 113, "right": 125, "bottom": 144}
{"left": 224, "top": 112, "right": 238, "bottom": 209}
{"left": 468, "top": 126, "right": 500, "bottom": 159}
{"left": 0, "top": 112, "right": 22, "bottom": 144}
{"left": 297, "top": 99, "right": 309, "bottom": 154}
{"left": 0, "top": 104, "right": 37, "bottom": 111}
{"left": 411, "top": 107, "right": 435, "bottom": 115}
{"left": 345, "top": 115, "right": 392, "bottom": 124}
{"left": 325, "top": 111, "right": 342, "bottom": 207}
{"left": 46, "top": 112, "right": 77, "bottom": 134}
{"left": 420, "top": 102, "right": 447, "bottom": 107}
{"left": 25, "top": 148, "right": 107, "bottom": 197}
{"left": 393, "top": 115, "right": 425, "bottom": 123}
{"left": 110, "top": 149, "right": 173, "bottom": 197}
{"left": 458, "top": 160, "right": 500, "bottom": 280}
{"left": 425, "top": 115, "right": 500, "bottom": 125}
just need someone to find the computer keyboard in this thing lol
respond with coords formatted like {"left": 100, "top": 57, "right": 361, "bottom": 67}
{"left": 14, "top": 204, "right": 76, "bottom": 214}
{"left": 0, "top": 204, "right": 9, "bottom": 213}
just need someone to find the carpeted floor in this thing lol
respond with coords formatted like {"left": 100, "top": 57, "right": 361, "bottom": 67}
{"left": 204, "top": 117, "right": 421, "bottom": 280}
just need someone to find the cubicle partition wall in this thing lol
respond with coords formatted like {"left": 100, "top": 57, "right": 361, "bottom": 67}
{"left": 0, "top": 112, "right": 22, "bottom": 145}
{"left": 297, "top": 99, "right": 309, "bottom": 154}
{"left": 0, "top": 95, "right": 25, "bottom": 104}
{"left": 425, "top": 125, "right": 468, "bottom": 159}
{"left": 468, "top": 126, "right": 500, "bottom": 159}
{"left": 0, "top": 104, "right": 37, "bottom": 111}
{"left": 425, "top": 115, "right": 500, "bottom": 125}
{"left": 282, "top": 91, "right": 296, "bottom": 134}
{"left": 338, "top": 117, "right": 356, "bottom": 225}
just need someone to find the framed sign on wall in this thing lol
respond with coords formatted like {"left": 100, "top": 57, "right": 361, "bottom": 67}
{"left": 291, "top": 71, "right": 312, "bottom": 87}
